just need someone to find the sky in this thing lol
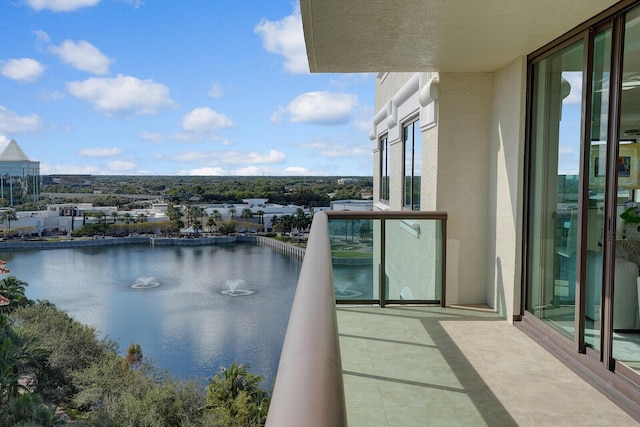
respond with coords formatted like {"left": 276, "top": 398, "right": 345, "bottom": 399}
{"left": 0, "top": 0, "right": 375, "bottom": 176}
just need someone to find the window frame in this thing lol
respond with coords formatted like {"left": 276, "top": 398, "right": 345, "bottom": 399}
{"left": 402, "top": 117, "right": 421, "bottom": 211}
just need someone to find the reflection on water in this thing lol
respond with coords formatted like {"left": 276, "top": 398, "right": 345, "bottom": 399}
{"left": 0, "top": 243, "right": 300, "bottom": 385}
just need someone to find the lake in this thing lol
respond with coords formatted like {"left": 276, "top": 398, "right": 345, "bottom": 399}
{"left": 0, "top": 242, "right": 301, "bottom": 387}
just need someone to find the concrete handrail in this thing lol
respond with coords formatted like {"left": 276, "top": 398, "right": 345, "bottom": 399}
{"left": 266, "top": 211, "right": 347, "bottom": 427}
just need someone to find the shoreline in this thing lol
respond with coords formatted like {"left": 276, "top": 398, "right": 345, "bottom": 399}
{"left": 0, "top": 235, "right": 307, "bottom": 261}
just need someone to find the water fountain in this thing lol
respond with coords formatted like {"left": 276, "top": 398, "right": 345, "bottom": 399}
{"left": 131, "top": 276, "right": 160, "bottom": 289}
{"left": 220, "top": 279, "right": 254, "bottom": 296}
{"left": 334, "top": 282, "right": 363, "bottom": 298}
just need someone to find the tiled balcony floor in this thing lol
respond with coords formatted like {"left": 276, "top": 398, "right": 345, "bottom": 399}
{"left": 337, "top": 306, "right": 638, "bottom": 427}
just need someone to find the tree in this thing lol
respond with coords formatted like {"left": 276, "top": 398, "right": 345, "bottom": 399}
{"left": 240, "top": 208, "right": 253, "bottom": 232}
{"left": 206, "top": 217, "right": 216, "bottom": 233}
{"left": 123, "top": 343, "right": 143, "bottom": 370}
{"left": 269, "top": 215, "right": 279, "bottom": 233}
{"left": 187, "top": 206, "right": 204, "bottom": 227}
{"left": 205, "top": 362, "right": 270, "bottom": 426}
{"left": 0, "top": 276, "right": 32, "bottom": 313}
{"left": 110, "top": 211, "right": 119, "bottom": 224}
{"left": 1, "top": 209, "right": 18, "bottom": 231}
{"left": 228, "top": 207, "right": 237, "bottom": 219}
{"left": 1, "top": 393, "right": 63, "bottom": 427}
{"left": 166, "top": 205, "right": 183, "bottom": 222}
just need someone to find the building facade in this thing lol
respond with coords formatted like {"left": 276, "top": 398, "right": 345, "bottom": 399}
{"left": 301, "top": 0, "right": 640, "bottom": 417}
{"left": 0, "top": 139, "right": 40, "bottom": 206}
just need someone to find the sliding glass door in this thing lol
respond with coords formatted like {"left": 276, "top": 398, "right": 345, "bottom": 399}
{"left": 527, "top": 38, "right": 584, "bottom": 340}
{"left": 527, "top": 5, "right": 640, "bottom": 378}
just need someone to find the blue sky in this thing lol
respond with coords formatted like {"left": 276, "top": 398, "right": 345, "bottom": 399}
{"left": 0, "top": 0, "right": 375, "bottom": 176}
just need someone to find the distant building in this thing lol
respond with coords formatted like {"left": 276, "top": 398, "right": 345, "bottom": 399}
{"left": 0, "top": 139, "right": 40, "bottom": 206}
{"left": 42, "top": 174, "right": 96, "bottom": 187}
{"left": 337, "top": 178, "right": 357, "bottom": 185}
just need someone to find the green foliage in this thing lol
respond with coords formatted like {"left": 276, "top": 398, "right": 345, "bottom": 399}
{"left": 12, "top": 303, "right": 116, "bottom": 403}
{"left": 73, "top": 353, "right": 204, "bottom": 427}
{"left": 42, "top": 175, "right": 373, "bottom": 207}
{"left": 1, "top": 393, "right": 64, "bottom": 427}
{"left": 204, "top": 362, "right": 270, "bottom": 426}
{"left": 0, "top": 276, "right": 33, "bottom": 313}
{"left": 72, "top": 222, "right": 110, "bottom": 237}
{"left": 218, "top": 221, "right": 238, "bottom": 235}
{"left": 621, "top": 206, "right": 640, "bottom": 224}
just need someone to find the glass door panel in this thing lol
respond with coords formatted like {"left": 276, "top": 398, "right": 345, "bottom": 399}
{"left": 613, "top": 7, "right": 640, "bottom": 371}
{"left": 527, "top": 39, "right": 584, "bottom": 338}
{"left": 585, "top": 28, "right": 612, "bottom": 351}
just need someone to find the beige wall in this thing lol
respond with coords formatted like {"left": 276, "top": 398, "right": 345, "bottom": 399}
{"left": 486, "top": 57, "right": 527, "bottom": 321}
{"left": 372, "top": 62, "right": 527, "bottom": 320}
{"left": 436, "top": 73, "right": 493, "bottom": 306}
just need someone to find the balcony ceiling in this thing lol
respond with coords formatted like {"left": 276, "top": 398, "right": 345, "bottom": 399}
{"left": 300, "top": 0, "right": 618, "bottom": 73}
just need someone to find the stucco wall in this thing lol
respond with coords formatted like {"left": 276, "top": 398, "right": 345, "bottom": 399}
{"left": 486, "top": 57, "right": 527, "bottom": 321}
{"left": 436, "top": 73, "right": 493, "bottom": 306}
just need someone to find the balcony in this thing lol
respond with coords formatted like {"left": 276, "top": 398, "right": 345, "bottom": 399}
{"left": 267, "top": 211, "right": 636, "bottom": 426}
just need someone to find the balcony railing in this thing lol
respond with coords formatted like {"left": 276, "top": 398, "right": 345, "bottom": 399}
{"left": 266, "top": 210, "right": 447, "bottom": 426}
{"left": 327, "top": 210, "right": 447, "bottom": 307}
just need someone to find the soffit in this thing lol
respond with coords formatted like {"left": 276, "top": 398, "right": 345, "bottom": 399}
{"left": 301, "top": 0, "right": 619, "bottom": 73}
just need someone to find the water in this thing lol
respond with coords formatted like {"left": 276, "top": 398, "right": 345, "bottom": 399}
{"left": 0, "top": 242, "right": 301, "bottom": 386}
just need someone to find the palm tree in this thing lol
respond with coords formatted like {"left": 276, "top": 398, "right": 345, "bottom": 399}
{"left": 188, "top": 206, "right": 204, "bottom": 227}
{"left": 206, "top": 217, "right": 216, "bottom": 233}
{"left": 206, "top": 362, "right": 266, "bottom": 407}
{"left": 256, "top": 210, "right": 265, "bottom": 226}
{"left": 269, "top": 215, "right": 280, "bottom": 233}
{"left": 0, "top": 276, "right": 31, "bottom": 312}
{"left": 240, "top": 208, "right": 253, "bottom": 232}
{"left": 228, "top": 207, "right": 237, "bottom": 219}
{"left": 110, "top": 211, "right": 119, "bottom": 224}
{"left": 1, "top": 209, "right": 18, "bottom": 231}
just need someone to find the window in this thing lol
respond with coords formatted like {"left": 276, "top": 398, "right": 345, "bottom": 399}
{"left": 380, "top": 135, "right": 389, "bottom": 202}
{"left": 403, "top": 119, "right": 421, "bottom": 210}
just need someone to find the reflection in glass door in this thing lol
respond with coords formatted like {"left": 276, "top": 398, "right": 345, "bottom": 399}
{"left": 584, "top": 28, "right": 612, "bottom": 352}
{"left": 527, "top": 39, "right": 584, "bottom": 338}
{"left": 613, "top": 7, "right": 640, "bottom": 371}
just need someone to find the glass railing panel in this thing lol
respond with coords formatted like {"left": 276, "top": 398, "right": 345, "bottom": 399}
{"left": 329, "top": 218, "right": 377, "bottom": 301}
{"left": 384, "top": 219, "right": 442, "bottom": 302}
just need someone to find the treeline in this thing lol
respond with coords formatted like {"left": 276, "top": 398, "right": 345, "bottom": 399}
{"left": 0, "top": 276, "right": 271, "bottom": 426}
{"left": 39, "top": 175, "right": 372, "bottom": 207}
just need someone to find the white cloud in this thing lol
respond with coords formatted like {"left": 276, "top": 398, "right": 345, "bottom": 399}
{"left": 562, "top": 72, "right": 583, "bottom": 105}
{"left": 140, "top": 131, "right": 163, "bottom": 142}
{"left": 78, "top": 147, "right": 123, "bottom": 157}
{"left": 301, "top": 140, "right": 368, "bottom": 158}
{"left": 0, "top": 105, "right": 43, "bottom": 134}
{"left": 67, "top": 74, "right": 176, "bottom": 117}
{"left": 25, "top": 0, "right": 100, "bottom": 12}
{"left": 1, "top": 58, "right": 45, "bottom": 82}
{"left": 286, "top": 91, "right": 357, "bottom": 125}
{"left": 270, "top": 106, "right": 286, "bottom": 124}
{"left": 181, "top": 107, "right": 235, "bottom": 133}
{"left": 119, "top": 0, "right": 143, "bottom": 9}
{"left": 107, "top": 160, "right": 136, "bottom": 172}
{"left": 184, "top": 166, "right": 226, "bottom": 176}
{"left": 37, "top": 89, "right": 66, "bottom": 102}
{"left": 50, "top": 39, "right": 112, "bottom": 74}
{"left": 254, "top": 7, "right": 308, "bottom": 74}
{"left": 208, "top": 82, "right": 223, "bottom": 98}
{"left": 33, "top": 30, "right": 51, "bottom": 44}
{"left": 172, "top": 149, "right": 286, "bottom": 165}
{"left": 283, "top": 166, "right": 327, "bottom": 176}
